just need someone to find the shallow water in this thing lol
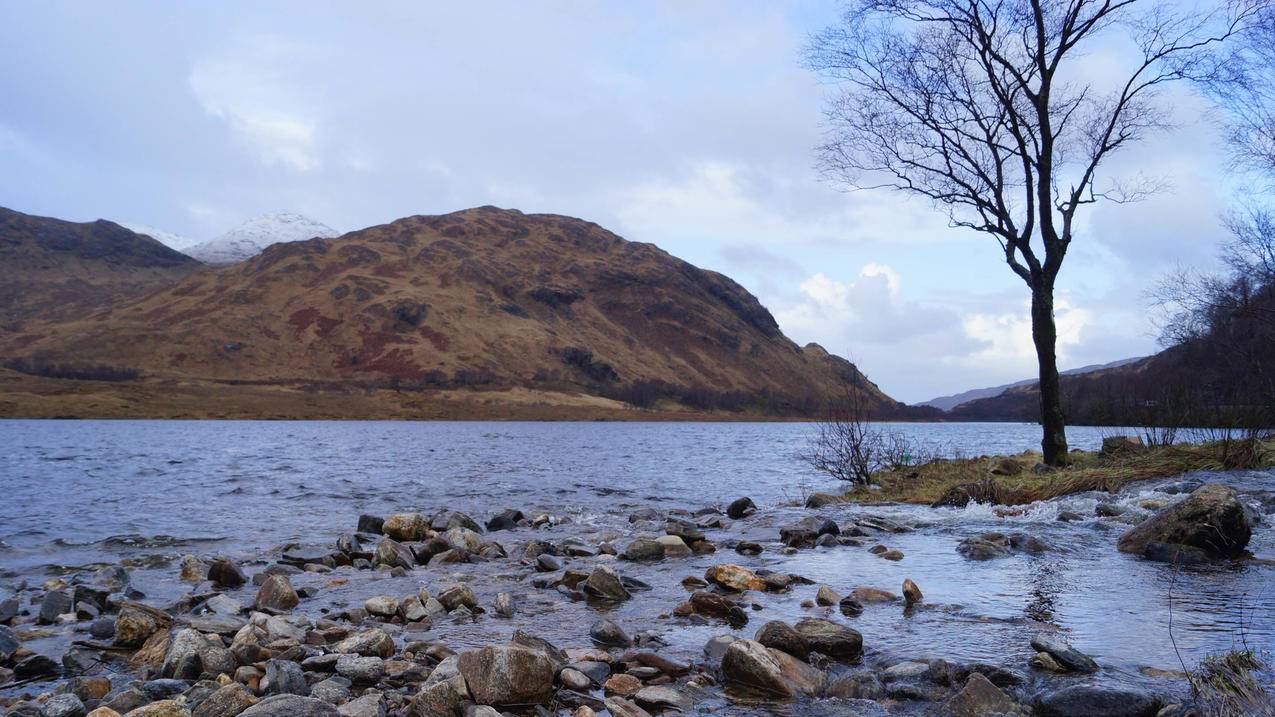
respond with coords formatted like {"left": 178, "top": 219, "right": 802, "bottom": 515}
{"left": 2, "top": 419, "right": 1272, "bottom": 708}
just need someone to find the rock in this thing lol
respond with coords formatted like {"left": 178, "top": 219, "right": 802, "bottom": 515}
{"left": 1035, "top": 685, "right": 1160, "bottom": 717}
{"left": 604, "top": 673, "right": 642, "bottom": 697}
{"left": 15, "top": 654, "right": 60, "bottom": 679}
{"left": 357, "top": 514, "right": 384, "bottom": 534}
{"left": 39, "top": 590, "right": 72, "bottom": 625}
{"left": 603, "top": 698, "right": 652, "bottom": 717}
{"left": 309, "top": 678, "right": 351, "bottom": 704}
{"left": 254, "top": 575, "right": 299, "bottom": 612}
{"left": 114, "top": 604, "right": 167, "bottom": 647}
{"left": 882, "top": 661, "right": 930, "bottom": 681}
{"left": 437, "top": 583, "right": 478, "bottom": 611}
{"left": 957, "top": 536, "right": 1012, "bottom": 561}
{"left": 943, "top": 673, "right": 1025, "bottom": 717}
{"left": 931, "top": 479, "right": 1004, "bottom": 508}
{"left": 457, "top": 644, "right": 556, "bottom": 706}
{"left": 720, "top": 639, "right": 823, "bottom": 698}
{"left": 793, "top": 618, "right": 863, "bottom": 662}
{"left": 122, "top": 702, "right": 190, "bottom": 717}
{"left": 410, "top": 655, "right": 470, "bottom": 717}
{"left": 1096, "top": 502, "right": 1127, "bottom": 517}
{"left": 990, "top": 458, "right": 1023, "bottom": 476}
{"left": 880, "top": 549, "right": 905, "bottom": 561}
{"left": 655, "top": 535, "right": 691, "bottom": 558}
{"left": 1057, "top": 510, "right": 1084, "bottom": 522}
{"left": 191, "top": 683, "right": 257, "bottom": 717}
{"left": 1142, "top": 541, "right": 1212, "bottom": 564}
{"left": 141, "top": 679, "right": 189, "bottom": 701}
{"left": 560, "top": 667, "right": 593, "bottom": 691}
{"left": 179, "top": 554, "right": 209, "bottom": 581}
{"left": 704, "top": 564, "right": 765, "bottom": 592}
{"left": 493, "top": 592, "right": 515, "bottom": 618}
{"left": 262, "top": 658, "right": 309, "bottom": 695}
{"left": 398, "top": 596, "right": 429, "bottom": 622}
{"left": 373, "top": 539, "right": 415, "bottom": 570}
{"left": 734, "top": 541, "right": 763, "bottom": 556}
{"left": 838, "top": 596, "right": 865, "bottom": 616}
{"left": 726, "top": 497, "right": 756, "bottom": 519}
{"left": 534, "top": 554, "right": 562, "bottom": 572}
{"left": 334, "top": 628, "right": 395, "bottom": 658}
{"left": 364, "top": 596, "right": 399, "bottom": 618}
{"left": 581, "top": 566, "right": 630, "bottom": 602}
{"left": 239, "top": 696, "right": 341, "bottom": 717}
{"left": 161, "top": 628, "right": 209, "bottom": 679}
{"left": 336, "top": 694, "right": 383, "bottom": 717}
{"left": 336, "top": 655, "right": 385, "bottom": 683}
{"left": 1029, "top": 635, "right": 1098, "bottom": 673}
{"left": 681, "top": 591, "right": 748, "bottom": 628}
{"left": 206, "top": 558, "right": 247, "bottom": 589}
{"left": 486, "top": 509, "right": 525, "bottom": 531}
{"left": 779, "top": 516, "right": 839, "bottom": 547}
{"left": 442, "top": 527, "right": 482, "bottom": 552}
{"left": 815, "top": 586, "right": 840, "bottom": 606}
{"left": 1117, "top": 483, "right": 1252, "bottom": 559}
{"left": 850, "top": 587, "right": 897, "bottom": 603}
{"left": 755, "top": 620, "right": 808, "bottom": 660}
{"left": 633, "top": 686, "right": 692, "bottom": 712}
{"left": 40, "top": 694, "right": 85, "bottom": 717}
{"left": 1030, "top": 651, "right": 1065, "bottom": 672}
{"left": 382, "top": 513, "right": 428, "bottom": 542}
{"left": 1101, "top": 435, "right": 1145, "bottom": 455}
{"left": 664, "top": 518, "right": 705, "bottom": 542}
{"left": 589, "top": 619, "right": 632, "bottom": 648}
{"left": 804, "top": 492, "right": 840, "bottom": 508}
{"left": 86, "top": 710, "right": 122, "bottom": 717}
{"left": 902, "top": 579, "right": 923, "bottom": 605}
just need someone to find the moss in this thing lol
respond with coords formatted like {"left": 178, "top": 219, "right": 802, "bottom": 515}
{"left": 838, "top": 439, "right": 1275, "bottom": 506}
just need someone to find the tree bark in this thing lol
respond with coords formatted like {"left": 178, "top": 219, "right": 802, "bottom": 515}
{"left": 1031, "top": 285, "right": 1069, "bottom": 465}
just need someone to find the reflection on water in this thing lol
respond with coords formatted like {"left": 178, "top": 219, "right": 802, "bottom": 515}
{"left": 0, "top": 419, "right": 1271, "bottom": 695}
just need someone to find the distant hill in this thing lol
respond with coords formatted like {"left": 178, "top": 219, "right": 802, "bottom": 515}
{"left": 184, "top": 213, "right": 338, "bottom": 265}
{"left": 0, "top": 207, "right": 203, "bottom": 326}
{"left": 0, "top": 206, "right": 917, "bottom": 419}
{"left": 121, "top": 223, "right": 201, "bottom": 252}
{"left": 920, "top": 357, "right": 1145, "bottom": 412}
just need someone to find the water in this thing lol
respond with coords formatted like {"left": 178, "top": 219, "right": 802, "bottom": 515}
{"left": 1, "top": 419, "right": 1272, "bottom": 707}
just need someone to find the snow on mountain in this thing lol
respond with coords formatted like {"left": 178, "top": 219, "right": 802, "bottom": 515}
{"left": 121, "top": 223, "right": 202, "bottom": 252}
{"left": 184, "top": 213, "right": 338, "bottom": 265}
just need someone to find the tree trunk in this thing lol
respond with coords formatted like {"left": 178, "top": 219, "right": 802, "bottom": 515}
{"left": 1031, "top": 285, "right": 1069, "bottom": 465}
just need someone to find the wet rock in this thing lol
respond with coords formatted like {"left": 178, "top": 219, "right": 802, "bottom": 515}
{"left": 634, "top": 686, "right": 692, "bottom": 712}
{"left": 655, "top": 535, "right": 691, "bottom": 558}
{"left": 664, "top": 518, "right": 704, "bottom": 542}
{"left": 721, "top": 639, "right": 823, "bottom": 698}
{"left": 1030, "top": 652, "right": 1065, "bottom": 672}
{"left": 1118, "top": 483, "right": 1252, "bottom": 559}
{"left": 1035, "top": 685, "right": 1160, "bottom": 717}
{"left": 364, "top": 596, "right": 398, "bottom": 619}
{"left": 804, "top": 492, "right": 840, "bottom": 508}
{"left": 190, "top": 683, "right": 258, "bottom": 717}
{"left": 0, "top": 597, "right": 18, "bottom": 624}
{"left": 882, "top": 660, "right": 930, "bottom": 681}
{"left": 838, "top": 596, "right": 865, "bottom": 617}
{"left": 942, "top": 673, "right": 1025, "bottom": 717}
{"left": 239, "top": 695, "right": 341, "bottom": 717}
{"left": 39, "top": 590, "right": 72, "bottom": 625}
{"left": 432, "top": 511, "right": 483, "bottom": 534}
{"left": 39, "top": 694, "right": 85, "bottom": 717}
{"left": 493, "top": 592, "right": 515, "bottom": 618}
{"left": 123, "top": 701, "right": 190, "bottom": 717}
{"left": 382, "top": 513, "right": 429, "bottom": 542}
{"left": 956, "top": 536, "right": 1012, "bottom": 561}
{"left": 755, "top": 621, "right": 808, "bottom": 660}
{"left": 603, "top": 697, "right": 651, "bottom": 717}
{"left": 880, "top": 549, "right": 905, "bottom": 560}
{"left": 734, "top": 541, "right": 763, "bottom": 556}
{"left": 534, "top": 553, "right": 562, "bottom": 572}
{"left": 581, "top": 566, "right": 630, "bottom": 602}
{"left": 850, "top": 587, "right": 897, "bottom": 603}
{"left": 486, "top": 509, "right": 525, "bottom": 531}
{"left": 931, "top": 479, "right": 1003, "bottom": 508}
{"left": 442, "top": 527, "right": 482, "bottom": 552}
{"left": 160, "top": 628, "right": 208, "bottom": 679}
{"left": 206, "top": 558, "right": 247, "bottom": 589}
{"left": 1057, "top": 510, "right": 1084, "bottom": 522}
{"left": 779, "top": 517, "right": 839, "bottom": 547}
{"left": 814, "top": 534, "right": 839, "bottom": 548}
{"left": 1142, "top": 541, "right": 1212, "bottom": 564}
{"left": 815, "top": 586, "right": 840, "bottom": 606}
{"left": 356, "top": 514, "right": 384, "bottom": 534}
{"left": 678, "top": 591, "right": 748, "bottom": 628}
{"left": 604, "top": 673, "right": 642, "bottom": 697}
{"left": 457, "top": 644, "right": 556, "bottom": 706}
{"left": 334, "top": 628, "right": 395, "bottom": 658}
{"left": 903, "top": 578, "right": 923, "bottom": 605}
{"left": 410, "top": 655, "right": 470, "bottom": 717}
{"left": 589, "top": 619, "right": 632, "bottom": 648}
{"left": 1029, "top": 635, "right": 1098, "bottom": 673}
{"left": 262, "top": 658, "right": 309, "bottom": 695}
{"left": 254, "top": 575, "right": 299, "bottom": 612}
{"left": 704, "top": 564, "right": 764, "bottom": 592}
{"left": 793, "top": 618, "right": 862, "bottom": 662}
{"left": 726, "top": 497, "right": 757, "bottom": 519}
{"left": 114, "top": 604, "right": 167, "bottom": 647}
{"left": 1096, "top": 502, "right": 1126, "bottom": 517}
{"left": 336, "top": 655, "right": 385, "bottom": 683}
{"left": 373, "top": 539, "right": 416, "bottom": 570}
{"left": 560, "top": 667, "right": 593, "bottom": 691}
{"left": 437, "top": 583, "right": 478, "bottom": 611}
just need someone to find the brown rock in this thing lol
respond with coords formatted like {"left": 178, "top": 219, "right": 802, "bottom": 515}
{"left": 902, "top": 578, "right": 923, "bottom": 605}
{"left": 704, "top": 564, "right": 765, "bottom": 592}
{"left": 1117, "top": 483, "right": 1252, "bottom": 559}
{"left": 850, "top": 587, "right": 897, "bottom": 603}
{"left": 942, "top": 673, "right": 1023, "bottom": 716}
{"left": 457, "top": 644, "right": 556, "bottom": 706}
{"left": 254, "top": 575, "right": 299, "bottom": 612}
{"left": 604, "top": 673, "right": 642, "bottom": 697}
{"left": 720, "top": 639, "right": 823, "bottom": 698}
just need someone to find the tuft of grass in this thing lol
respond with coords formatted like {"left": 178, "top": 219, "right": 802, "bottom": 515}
{"left": 1191, "top": 649, "right": 1275, "bottom": 717}
{"left": 838, "top": 439, "right": 1275, "bottom": 506}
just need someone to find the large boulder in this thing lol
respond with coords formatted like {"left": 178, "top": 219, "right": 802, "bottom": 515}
{"left": 793, "top": 618, "right": 862, "bottom": 662}
{"left": 456, "top": 644, "right": 556, "bottom": 706}
{"left": 720, "top": 639, "right": 823, "bottom": 698}
{"left": 1117, "top": 483, "right": 1252, "bottom": 559}
{"left": 1034, "top": 685, "right": 1160, "bottom": 717}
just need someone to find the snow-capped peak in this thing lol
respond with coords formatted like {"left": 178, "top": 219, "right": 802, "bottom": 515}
{"left": 185, "top": 213, "right": 338, "bottom": 265}
{"left": 121, "top": 223, "right": 201, "bottom": 252}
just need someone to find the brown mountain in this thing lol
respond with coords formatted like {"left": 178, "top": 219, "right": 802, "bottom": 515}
{"left": 1, "top": 206, "right": 910, "bottom": 419}
{"left": 0, "top": 207, "right": 203, "bottom": 327}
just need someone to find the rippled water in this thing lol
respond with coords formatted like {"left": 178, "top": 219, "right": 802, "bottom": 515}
{"left": 2, "top": 419, "right": 1272, "bottom": 706}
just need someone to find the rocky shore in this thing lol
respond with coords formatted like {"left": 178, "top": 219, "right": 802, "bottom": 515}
{"left": 0, "top": 481, "right": 1262, "bottom": 717}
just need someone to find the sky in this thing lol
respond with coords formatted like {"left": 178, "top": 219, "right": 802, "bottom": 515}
{"left": 0, "top": 1, "right": 1248, "bottom": 403}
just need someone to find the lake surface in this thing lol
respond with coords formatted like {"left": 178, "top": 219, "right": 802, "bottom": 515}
{"left": 2, "top": 419, "right": 1272, "bottom": 708}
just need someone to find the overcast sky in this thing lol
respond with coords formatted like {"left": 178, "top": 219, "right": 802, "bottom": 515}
{"left": 0, "top": 1, "right": 1248, "bottom": 402}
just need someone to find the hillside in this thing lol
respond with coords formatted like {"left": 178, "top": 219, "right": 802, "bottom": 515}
{"left": 185, "top": 213, "right": 338, "bottom": 264}
{"left": 0, "top": 207, "right": 203, "bottom": 327}
{"left": 0, "top": 206, "right": 912, "bottom": 419}
{"left": 922, "top": 357, "right": 1144, "bottom": 412}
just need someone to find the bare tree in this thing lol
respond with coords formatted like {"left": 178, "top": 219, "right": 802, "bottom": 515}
{"left": 800, "top": 381, "right": 881, "bottom": 484}
{"left": 805, "top": 1, "right": 1257, "bottom": 465}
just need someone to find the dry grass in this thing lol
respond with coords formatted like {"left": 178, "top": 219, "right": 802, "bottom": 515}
{"left": 1192, "top": 650, "right": 1275, "bottom": 717}
{"left": 840, "top": 439, "right": 1275, "bottom": 506}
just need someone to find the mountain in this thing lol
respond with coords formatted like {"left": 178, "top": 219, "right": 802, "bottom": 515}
{"left": 121, "top": 223, "right": 201, "bottom": 252}
{"left": 920, "top": 357, "right": 1145, "bottom": 412}
{"left": 184, "top": 213, "right": 338, "bottom": 264}
{"left": 0, "top": 206, "right": 912, "bottom": 419}
{"left": 0, "top": 207, "right": 203, "bottom": 327}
